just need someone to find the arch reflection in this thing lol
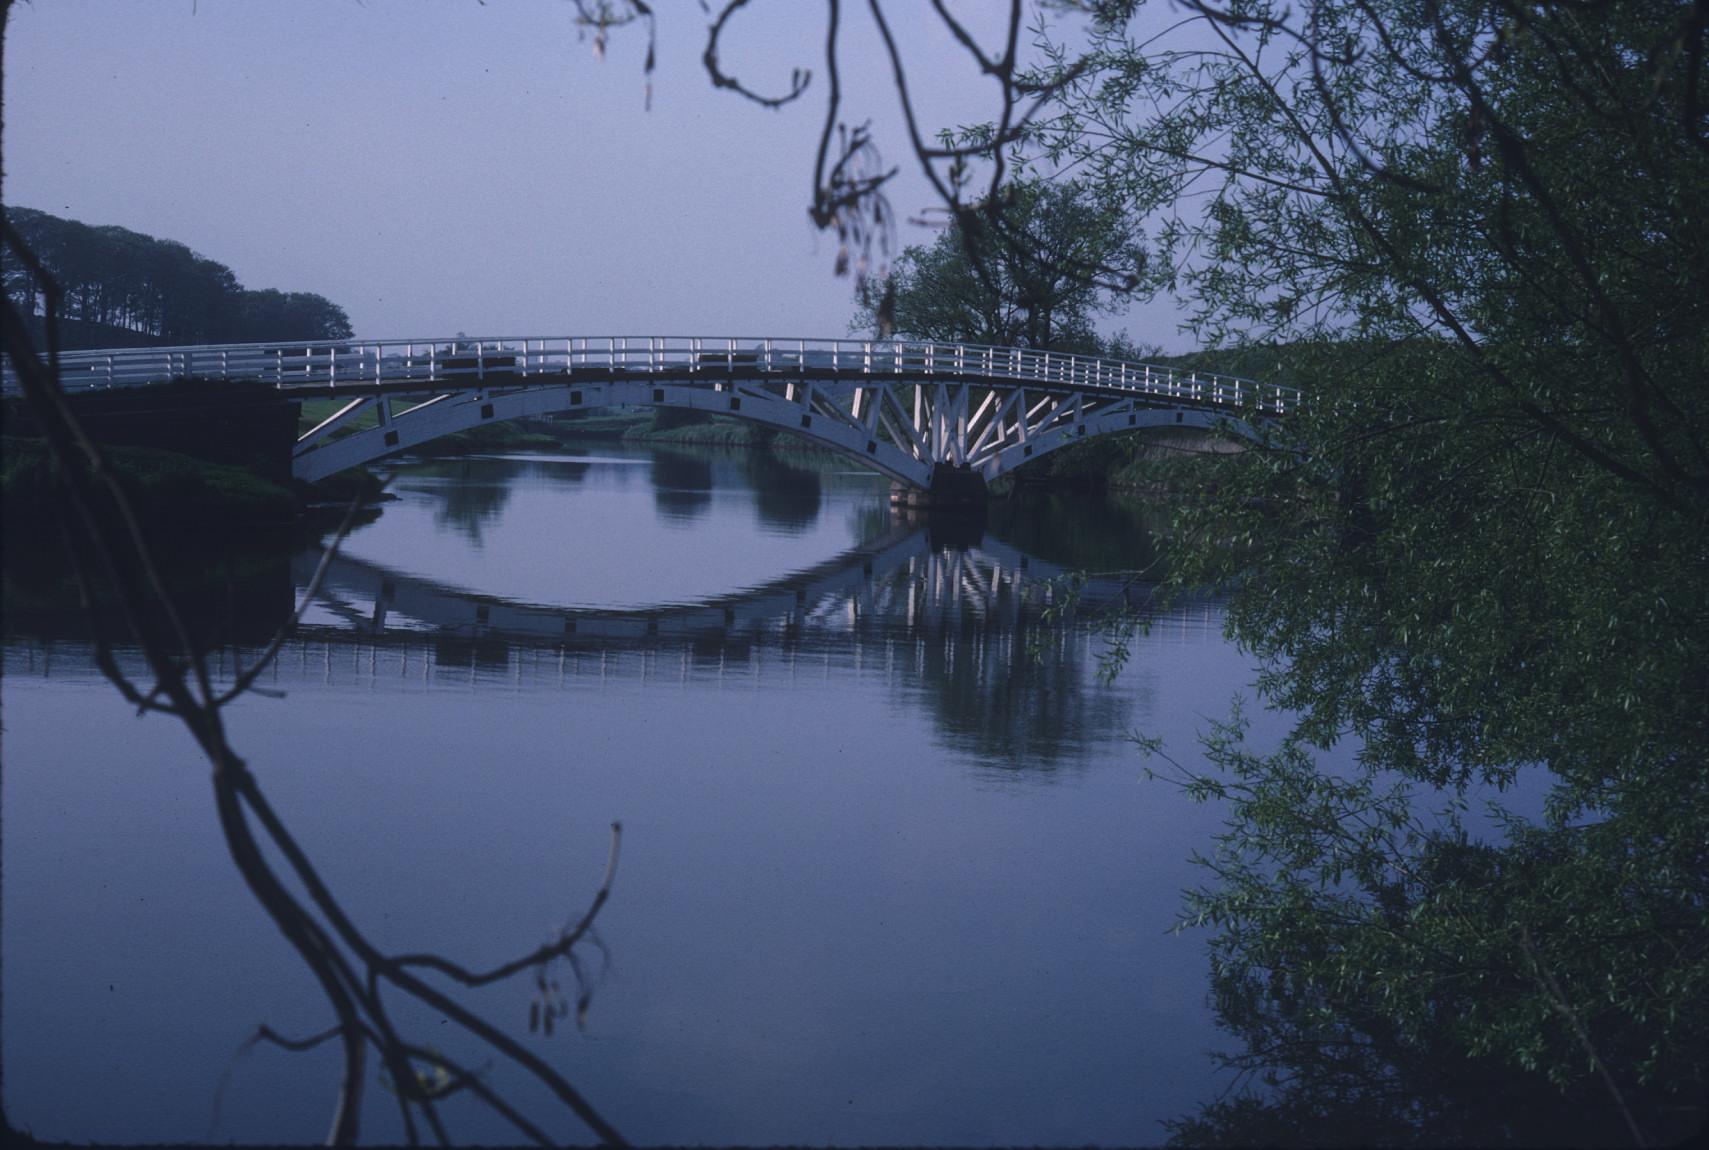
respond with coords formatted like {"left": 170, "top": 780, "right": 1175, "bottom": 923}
{"left": 4, "top": 515, "right": 1227, "bottom": 774}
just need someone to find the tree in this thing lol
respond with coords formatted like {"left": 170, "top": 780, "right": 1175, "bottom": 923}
{"left": 1018, "top": 1, "right": 1709, "bottom": 1140}
{"left": 851, "top": 178, "right": 1142, "bottom": 352}
{"left": 3, "top": 207, "right": 351, "bottom": 347}
{"left": 234, "top": 288, "right": 354, "bottom": 342}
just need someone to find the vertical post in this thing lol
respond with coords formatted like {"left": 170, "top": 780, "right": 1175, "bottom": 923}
{"left": 955, "top": 384, "right": 968, "bottom": 464}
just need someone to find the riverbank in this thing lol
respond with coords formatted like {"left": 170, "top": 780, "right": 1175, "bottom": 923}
{"left": 381, "top": 407, "right": 842, "bottom": 460}
{"left": 2, "top": 435, "right": 297, "bottom": 529}
{"left": 1, "top": 435, "right": 389, "bottom": 535}
{"left": 996, "top": 426, "right": 1251, "bottom": 497}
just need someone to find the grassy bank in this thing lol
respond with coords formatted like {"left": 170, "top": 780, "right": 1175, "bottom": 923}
{"left": 2, "top": 436, "right": 299, "bottom": 530}
{"left": 623, "top": 413, "right": 836, "bottom": 459}
{"left": 321, "top": 406, "right": 839, "bottom": 459}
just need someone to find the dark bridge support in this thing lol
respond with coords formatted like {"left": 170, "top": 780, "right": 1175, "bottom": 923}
{"left": 890, "top": 467, "right": 988, "bottom": 510}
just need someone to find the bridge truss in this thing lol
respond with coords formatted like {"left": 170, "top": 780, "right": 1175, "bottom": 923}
{"left": 4, "top": 336, "right": 1299, "bottom": 488}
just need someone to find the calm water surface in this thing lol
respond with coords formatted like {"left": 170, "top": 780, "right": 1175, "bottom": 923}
{"left": 3, "top": 442, "right": 1300, "bottom": 1145}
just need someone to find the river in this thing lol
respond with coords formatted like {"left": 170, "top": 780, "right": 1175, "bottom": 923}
{"left": 2, "top": 440, "right": 1302, "bottom": 1145}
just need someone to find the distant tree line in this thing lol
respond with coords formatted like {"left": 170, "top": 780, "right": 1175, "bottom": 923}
{"left": 3, "top": 206, "right": 352, "bottom": 348}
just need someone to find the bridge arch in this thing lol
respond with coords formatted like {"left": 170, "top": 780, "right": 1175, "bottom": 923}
{"left": 293, "top": 378, "right": 940, "bottom": 488}
{"left": 290, "top": 372, "right": 1273, "bottom": 490}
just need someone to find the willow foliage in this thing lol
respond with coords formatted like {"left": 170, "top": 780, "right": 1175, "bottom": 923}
{"left": 1027, "top": 1, "right": 1709, "bottom": 1141}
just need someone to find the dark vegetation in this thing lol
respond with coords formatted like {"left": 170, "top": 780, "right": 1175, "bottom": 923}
{"left": 3, "top": 206, "right": 351, "bottom": 348}
{"left": 1015, "top": 2, "right": 1709, "bottom": 1143}
{"left": 1, "top": 435, "right": 294, "bottom": 527}
{"left": 852, "top": 177, "right": 1146, "bottom": 354}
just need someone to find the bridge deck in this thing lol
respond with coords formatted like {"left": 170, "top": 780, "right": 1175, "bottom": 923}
{"left": 4, "top": 334, "right": 1297, "bottom": 412}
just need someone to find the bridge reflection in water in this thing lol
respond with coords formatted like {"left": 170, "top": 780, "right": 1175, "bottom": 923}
{"left": 6, "top": 524, "right": 1226, "bottom": 771}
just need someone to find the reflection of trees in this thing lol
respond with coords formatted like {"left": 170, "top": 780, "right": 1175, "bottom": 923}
{"left": 868, "top": 547, "right": 1138, "bottom": 771}
{"left": 407, "top": 456, "right": 596, "bottom": 550}
{"left": 1150, "top": 724, "right": 1708, "bottom": 1147}
{"left": 846, "top": 502, "right": 900, "bottom": 547}
{"left": 902, "top": 611, "right": 1122, "bottom": 772}
{"left": 1170, "top": 961, "right": 1655, "bottom": 1148}
{"left": 649, "top": 448, "right": 713, "bottom": 525}
{"left": 3, "top": 527, "right": 302, "bottom": 646}
{"left": 986, "top": 490, "right": 1163, "bottom": 577}
{"left": 538, "top": 458, "right": 593, "bottom": 485}
{"left": 400, "top": 459, "right": 517, "bottom": 546}
{"left": 431, "top": 478, "right": 511, "bottom": 545}
{"left": 1167, "top": 834, "right": 1708, "bottom": 1147}
{"left": 743, "top": 452, "right": 822, "bottom": 534}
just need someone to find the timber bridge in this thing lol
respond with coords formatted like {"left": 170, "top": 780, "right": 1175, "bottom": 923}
{"left": 3, "top": 335, "right": 1296, "bottom": 499}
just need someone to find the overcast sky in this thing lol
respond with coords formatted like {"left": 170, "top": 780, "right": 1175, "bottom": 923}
{"left": 3, "top": 2, "right": 1191, "bottom": 349}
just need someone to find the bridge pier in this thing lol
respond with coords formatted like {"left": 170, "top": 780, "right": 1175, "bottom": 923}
{"left": 890, "top": 467, "right": 988, "bottom": 511}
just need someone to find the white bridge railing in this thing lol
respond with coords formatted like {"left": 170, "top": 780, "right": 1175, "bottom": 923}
{"left": 3, "top": 335, "right": 1300, "bottom": 415}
